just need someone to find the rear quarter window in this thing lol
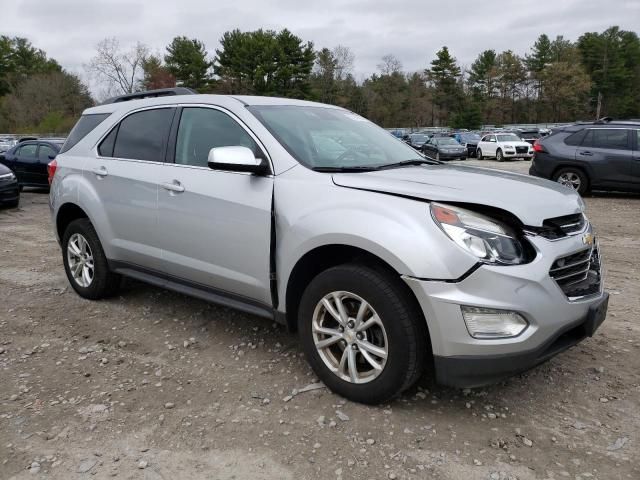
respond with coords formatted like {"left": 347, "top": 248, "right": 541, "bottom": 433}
{"left": 564, "top": 129, "right": 587, "bottom": 146}
{"left": 59, "top": 113, "right": 111, "bottom": 154}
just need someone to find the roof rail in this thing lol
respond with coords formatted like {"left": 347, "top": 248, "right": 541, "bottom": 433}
{"left": 100, "top": 87, "right": 198, "bottom": 105}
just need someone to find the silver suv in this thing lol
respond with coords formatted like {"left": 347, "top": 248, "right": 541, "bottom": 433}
{"left": 49, "top": 89, "right": 608, "bottom": 404}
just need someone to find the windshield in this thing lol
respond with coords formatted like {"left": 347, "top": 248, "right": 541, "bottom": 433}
{"left": 461, "top": 134, "right": 480, "bottom": 142}
{"left": 410, "top": 134, "right": 427, "bottom": 142}
{"left": 435, "top": 138, "right": 459, "bottom": 146}
{"left": 497, "top": 134, "right": 521, "bottom": 142}
{"left": 248, "top": 105, "right": 423, "bottom": 169}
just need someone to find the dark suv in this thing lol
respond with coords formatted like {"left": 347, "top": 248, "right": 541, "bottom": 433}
{"left": 529, "top": 120, "right": 640, "bottom": 194}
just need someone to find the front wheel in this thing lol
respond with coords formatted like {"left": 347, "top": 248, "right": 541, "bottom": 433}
{"left": 62, "top": 218, "right": 121, "bottom": 299}
{"left": 298, "top": 264, "right": 427, "bottom": 404}
{"left": 477, "top": 149, "right": 483, "bottom": 160}
{"left": 496, "top": 149, "right": 504, "bottom": 162}
{"left": 435, "top": 152, "right": 440, "bottom": 161}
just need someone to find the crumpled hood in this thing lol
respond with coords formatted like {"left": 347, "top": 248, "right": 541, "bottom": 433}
{"left": 332, "top": 164, "right": 583, "bottom": 226}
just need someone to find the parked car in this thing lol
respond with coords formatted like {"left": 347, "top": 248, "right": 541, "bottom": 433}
{"left": 405, "top": 133, "right": 429, "bottom": 150}
{"left": 1, "top": 139, "right": 63, "bottom": 188}
{"left": 451, "top": 132, "right": 481, "bottom": 157}
{"left": 49, "top": 88, "right": 607, "bottom": 404}
{"left": 0, "top": 137, "right": 16, "bottom": 154}
{"left": 421, "top": 136, "right": 466, "bottom": 160}
{"left": 529, "top": 119, "right": 640, "bottom": 194}
{"left": 0, "top": 162, "right": 19, "bottom": 207}
{"left": 476, "top": 133, "right": 533, "bottom": 161}
{"left": 515, "top": 128, "right": 542, "bottom": 146}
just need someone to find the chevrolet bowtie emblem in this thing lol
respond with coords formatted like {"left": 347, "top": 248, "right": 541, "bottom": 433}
{"left": 582, "top": 233, "right": 594, "bottom": 245}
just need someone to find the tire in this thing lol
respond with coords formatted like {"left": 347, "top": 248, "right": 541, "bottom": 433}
{"left": 298, "top": 263, "right": 427, "bottom": 404}
{"left": 477, "top": 149, "right": 483, "bottom": 160}
{"left": 496, "top": 149, "right": 504, "bottom": 162}
{"left": 62, "top": 218, "right": 121, "bottom": 299}
{"left": 3, "top": 198, "right": 19, "bottom": 208}
{"left": 553, "top": 167, "right": 589, "bottom": 195}
{"left": 435, "top": 152, "right": 440, "bottom": 161}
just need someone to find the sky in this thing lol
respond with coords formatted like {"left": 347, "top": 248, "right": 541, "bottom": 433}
{"left": 4, "top": 0, "right": 640, "bottom": 90}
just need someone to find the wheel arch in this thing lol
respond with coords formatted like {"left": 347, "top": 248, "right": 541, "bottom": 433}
{"left": 56, "top": 202, "right": 89, "bottom": 239}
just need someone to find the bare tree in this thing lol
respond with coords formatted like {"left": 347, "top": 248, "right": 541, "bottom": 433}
{"left": 85, "top": 38, "right": 149, "bottom": 96}
{"left": 377, "top": 54, "right": 403, "bottom": 75}
{"left": 332, "top": 45, "right": 355, "bottom": 81}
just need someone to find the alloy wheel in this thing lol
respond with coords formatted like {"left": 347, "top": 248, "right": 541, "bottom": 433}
{"left": 557, "top": 172, "right": 581, "bottom": 190}
{"left": 67, "top": 233, "right": 95, "bottom": 288}
{"left": 312, "top": 291, "right": 388, "bottom": 384}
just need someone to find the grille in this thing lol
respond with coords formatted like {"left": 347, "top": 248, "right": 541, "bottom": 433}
{"left": 516, "top": 146, "right": 529, "bottom": 153}
{"left": 536, "top": 213, "right": 587, "bottom": 240}
{"left": 550, "top": 245, "right": 602, "bottom": 299}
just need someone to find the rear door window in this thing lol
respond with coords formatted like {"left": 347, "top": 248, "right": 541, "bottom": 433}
{"left": 112, "top": 108, "right": 175, "bottom": 161}
{"left": 38, "top": 145, "right": 57, "bottom": 162}
{"left": 59, "top": 113, "right": 110, "bottom": 154}
{"left": 583, "top": 129, "right": 630, "bottom": 150}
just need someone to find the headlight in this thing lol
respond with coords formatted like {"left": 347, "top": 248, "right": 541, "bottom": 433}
{"left": 0, "top": 172, "right": 15, "bottom": 180}
{"left": 430, "top": 203, "right": 525, "bottom": 265}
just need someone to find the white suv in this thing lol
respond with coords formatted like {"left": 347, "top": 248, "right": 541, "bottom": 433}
{"left": 477, "top": 133, "right": 534, "bottom": 161}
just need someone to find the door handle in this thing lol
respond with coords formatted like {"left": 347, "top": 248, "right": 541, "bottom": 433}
{"left": 92, "top": 166, "right": 108, "bottom": 177}
{"left": 579, "top": 151, "right": 593, "bottom": 156}
{"left": 161, "top": 180, "right": 185, "bottom": 193}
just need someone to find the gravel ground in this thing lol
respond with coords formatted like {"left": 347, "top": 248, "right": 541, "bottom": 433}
{"left": 1, "top": 160, "right": 639, "bottom": 480}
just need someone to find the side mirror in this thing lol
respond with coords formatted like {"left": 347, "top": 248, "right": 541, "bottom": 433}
{"left": 207, "top": 146, "right": 268, "bottom": 175}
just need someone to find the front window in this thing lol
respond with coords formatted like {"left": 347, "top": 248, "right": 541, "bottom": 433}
{"left": 435, "top": 138, "right": 459, "bottom": 146}
{"left": 410, "top": 134, "right": 428, "bottom": 142}
{"left": 248, "top": 105, "right": 423, "bottom": 169}
{"left": 497, "top": 134, "right": 521, "bottom": 142}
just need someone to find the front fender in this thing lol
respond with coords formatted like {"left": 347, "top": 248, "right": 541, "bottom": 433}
{"left": 275, "top": 170, "right": 478, "bottom": 308}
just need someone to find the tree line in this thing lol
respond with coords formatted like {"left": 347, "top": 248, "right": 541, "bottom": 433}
{"left": 1, "top": 26, "right": 638, "bottom": 133}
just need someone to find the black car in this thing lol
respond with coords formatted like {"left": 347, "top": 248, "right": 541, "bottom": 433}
{"left": 451, "top": 132, "right": 481, "bottom": 157}
{"left": 516, "top": 128, "right": 542, "bottom": 146}
{"left": 529, "top": 119, "right": 640, "bottom": 194}
{"left": 422, "top": 136, "right": 467, "bottom": 160}
{"left": 0, "top": 162, "right": 20, "bottom": 207}
{"left": 405, "top": 133, "right": 429, "bottom": 150}
{"left": 0, "top": 139, "right": 64, "bottom": 188}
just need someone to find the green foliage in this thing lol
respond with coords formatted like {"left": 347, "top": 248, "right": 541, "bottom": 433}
{"left": 451, "top": 102, "right": 483, "bottom": 130}
{"left": 141, "top": 55, "right": 176, "bottom": 90}
{"left": 164, "top": 37, "right": 211, "bottom": 90}
{"left": 426, "top": 47, "right": 463, "bottom": 125}
{"left": 214, "top": 28, "right": 315, "bottom": 98}
{"left": 0, "top": 36, "right": 61, "bottom": 96}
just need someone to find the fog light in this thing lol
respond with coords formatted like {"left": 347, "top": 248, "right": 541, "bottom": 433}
{"left": 461, "top": 306, "right": 528, "bottom": 339}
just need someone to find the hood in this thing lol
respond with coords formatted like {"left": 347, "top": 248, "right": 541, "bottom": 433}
{"left": 332, "top": 164, "right": 583, "bottom": 226}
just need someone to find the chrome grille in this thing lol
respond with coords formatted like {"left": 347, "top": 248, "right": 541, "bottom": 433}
{"left": 537, "top": 213, "right": 587, "bottom": 240}
{"left": 515, "top": 146, "right": 529, "bottom": 154}
{"left": 550, "top": 245, "right": 602, "bottom": 299}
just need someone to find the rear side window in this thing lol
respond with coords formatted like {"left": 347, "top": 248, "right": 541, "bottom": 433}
{"left": 38, "top": 145, "right": 57, "bottom": 161}
{"left": 583, "top": 129, "right": 629, "bottom": 150}
{"left": 59, "top": 113, "right": 110, "bottom": 154}
{"left": 564, "top": 129, "right": 587, "bottom": 146}
{"left": 111, "top": 108, "right": 174, "bottom": 161}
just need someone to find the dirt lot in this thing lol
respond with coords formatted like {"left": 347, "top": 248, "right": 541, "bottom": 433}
{"left": 1, "top": 160, "right": 639, "bottom": 480}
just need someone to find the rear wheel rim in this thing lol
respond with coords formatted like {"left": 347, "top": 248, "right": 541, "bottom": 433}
{"left": 67, "top": 233, "right": 94, "bottom": 288}
{"left": 312, "top": 291, "right": 388, "bottom": 384}
{"left": 558, "top": 172, "right": 581, "bottom": 190}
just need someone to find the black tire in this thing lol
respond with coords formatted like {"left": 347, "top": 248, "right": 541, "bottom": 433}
{"left": 3, "top": 198, "right": 19, "bottom": 208}
{"left": 477, "top": 149, "right": 483, "bottom": 160}
{"left": 496, "top": 149, "right": 504, "bottom": 162}
{"left": 435, "top": 151, "right": 440, "bottom": 161}
{"left": 61, "top": 218, "right": 121, "bottom": 299}
{"left": 552, "top": 167, "right": 589, "bottom": 195}
{"left": 298, "top": 263, "right": 427, "bottom": 404}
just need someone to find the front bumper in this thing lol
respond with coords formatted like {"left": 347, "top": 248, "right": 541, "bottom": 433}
{"left": 503, "top": 150, "right": 533, "bottom": 159}
{"left": 0, "top": 180, "right": 19, "bottom": 204}
{"left": 403, "top": 230, "right": 607, "bottom": 388}
{"left": 438, "top": 151, "right": 466, "bottom": 159}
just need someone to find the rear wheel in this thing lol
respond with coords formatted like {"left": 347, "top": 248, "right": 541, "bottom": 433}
{"left": 496, "top": 149, "right": 504, "bottom": 162}
{"left": 553, "top": 167, "right": 589, "bottom": 195}
{"left": 62, "top": 218, "right": 121, "bottom": 299}
{"left": 298, "top": 264, "right": 427, "bottom": 404}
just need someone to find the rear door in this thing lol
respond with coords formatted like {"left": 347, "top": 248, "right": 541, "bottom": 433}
{"left": 576, "top": 128, "right": 633, "bottom": 186}
{"left": 36, "top": 143, "right": 58, "bottom": 186}
{"left": 632, "top": 129, "right": 640, "bottom": 185}
{"left": 85, "top": 107, "right": 175, "bottom": 271}
{"left": 158, "top": 105, "right": 273, "bottom": 304}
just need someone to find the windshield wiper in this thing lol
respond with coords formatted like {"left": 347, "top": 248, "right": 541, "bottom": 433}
{"left": 375, "top": 158, "right": 441, "bottom": 170}
{"left": 312, "top": 166, "right": 379, "bottom": 172}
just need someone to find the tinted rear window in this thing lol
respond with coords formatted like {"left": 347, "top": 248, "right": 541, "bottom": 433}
{"left": 112, "top": 108, "right": 174, "bottom": 161}
{"left": 583, "top": 129, "right": 629, "bottom": 150}
{"left": 564, "top": 129, "right": 587, "bottom": 146}
{"left": 59, "top": 113, "right": 110, "bottom": 154}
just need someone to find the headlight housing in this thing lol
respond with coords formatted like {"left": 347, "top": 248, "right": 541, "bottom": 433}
{"left": 0, "top": 172, "right": 16, "bottom": 180}
{"left": 431, "top": 203, "right": 526, "bottom": 265}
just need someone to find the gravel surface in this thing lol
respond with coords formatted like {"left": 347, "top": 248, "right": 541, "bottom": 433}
{"left": 1, "top": 161, "right": 639, "bottom": 479}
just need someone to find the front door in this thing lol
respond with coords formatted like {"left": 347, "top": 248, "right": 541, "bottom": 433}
{"left": 158, "top": 106, "right": 273, "bottom": 305}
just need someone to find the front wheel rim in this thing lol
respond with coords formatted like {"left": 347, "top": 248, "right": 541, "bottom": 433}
{"left": 558, "top": 172, "right": 581, "bottom": 190}
{"left": 312, "top": 291, "right": 388, "bottom": 384}
{"left": 67, "top": 233, "right": 94, "bottom": 288}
